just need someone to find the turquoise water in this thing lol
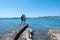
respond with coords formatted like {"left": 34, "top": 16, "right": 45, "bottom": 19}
{"left": 0, "top": 18, "right": 21, "bottom": 36}
{"left": 0, "top": 18, "right": 60, "bottom": 36}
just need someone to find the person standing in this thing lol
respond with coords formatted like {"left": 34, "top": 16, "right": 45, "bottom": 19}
{"left": 21, "top": 14, "right": 26, "bottom": 24}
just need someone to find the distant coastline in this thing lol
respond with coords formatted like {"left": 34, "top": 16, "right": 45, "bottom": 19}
{"left": 0, "top": 16, "right": 60, "bottom": 18}
{"left": 38, "top": 16, "right": 60, "bottom": 18}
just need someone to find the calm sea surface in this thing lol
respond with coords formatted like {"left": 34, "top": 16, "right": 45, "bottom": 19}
{"left": 0, "top": 18, "right": 60, "bottom": 36}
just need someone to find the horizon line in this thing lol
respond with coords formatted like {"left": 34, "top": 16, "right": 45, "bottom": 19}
{"left": 0, "top": 16, "right": 60, "bottom": 18}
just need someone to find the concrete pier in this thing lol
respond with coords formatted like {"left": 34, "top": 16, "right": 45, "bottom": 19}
{"left": 0, "top": 24, "right": 32, "bottom": 40}
{"left": 18, "top": 28, "right": 32, "bottom": 40}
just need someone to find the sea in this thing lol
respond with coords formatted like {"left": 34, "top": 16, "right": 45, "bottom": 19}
{"left": 0, "top": 17, "right": 60, "bottom": 37}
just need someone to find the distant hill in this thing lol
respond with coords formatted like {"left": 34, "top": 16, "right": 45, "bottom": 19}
{"left": 38, "top": 16, "right": 60, "bottom": 18}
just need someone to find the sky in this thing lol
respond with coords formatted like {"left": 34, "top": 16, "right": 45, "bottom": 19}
{"left": 0, "top": 0, "right": 60, "bottom": 17}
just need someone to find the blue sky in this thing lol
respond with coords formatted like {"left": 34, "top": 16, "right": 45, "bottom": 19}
{"left": 0, "top": 0, "right": 60, "bottom": 17}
